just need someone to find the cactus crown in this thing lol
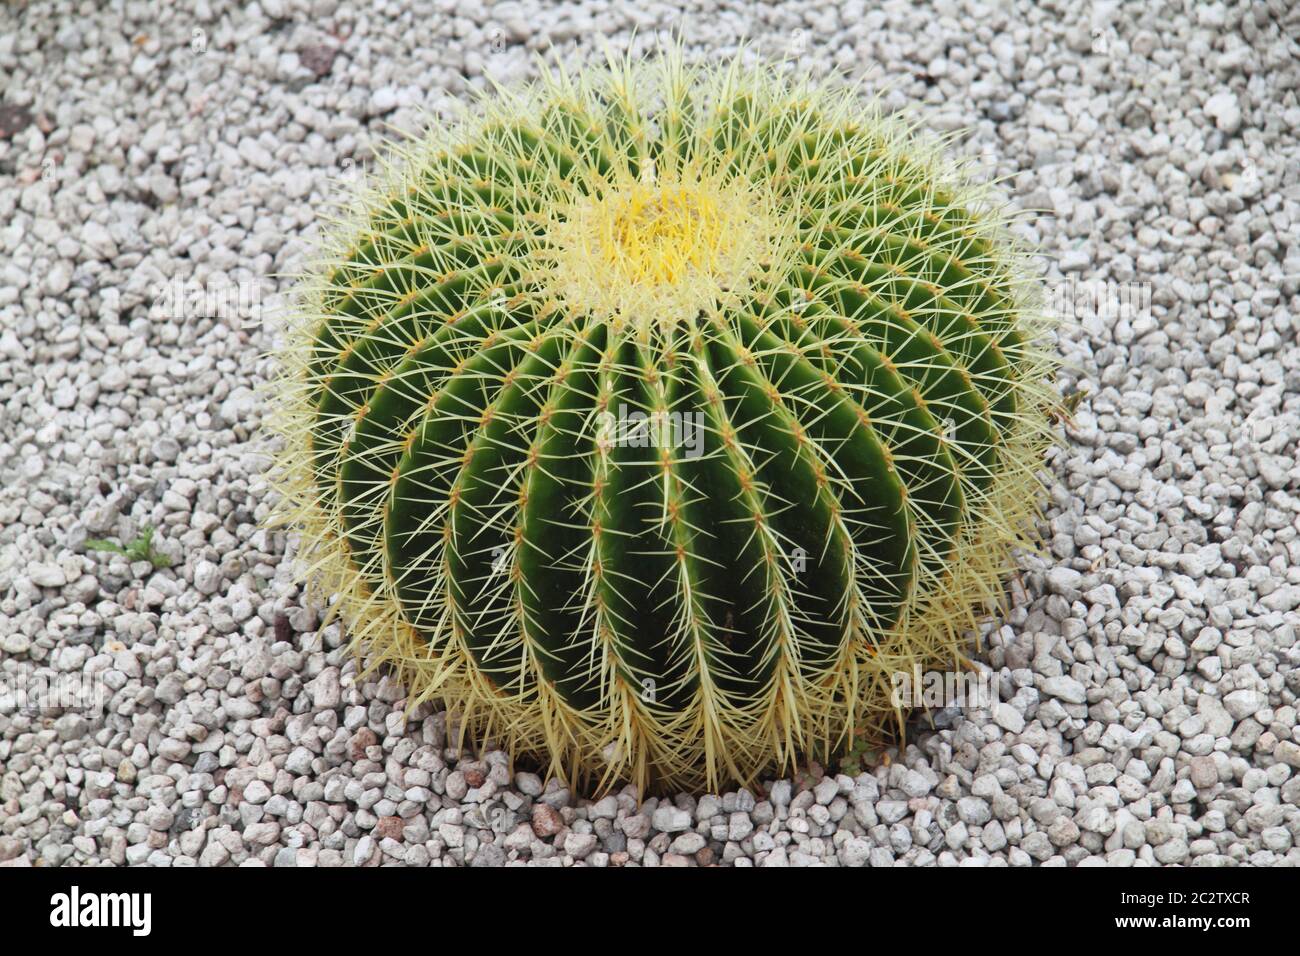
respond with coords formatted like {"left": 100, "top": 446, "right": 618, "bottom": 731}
{"left": 268, "top": 49, "right": 1058, "bottom": 793}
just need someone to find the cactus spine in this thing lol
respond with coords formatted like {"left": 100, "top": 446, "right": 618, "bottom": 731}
{"left": 269, "top": 51, "right": 1058, "bottom": 792}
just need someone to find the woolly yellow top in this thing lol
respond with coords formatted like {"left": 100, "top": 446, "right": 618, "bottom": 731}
{"left": 548, "top": 167, "right": 781, "bottom": 333}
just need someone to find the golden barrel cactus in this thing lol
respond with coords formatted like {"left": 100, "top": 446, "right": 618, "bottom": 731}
{"left": 268, "top": 51, "right": 1058, "bottom": 792}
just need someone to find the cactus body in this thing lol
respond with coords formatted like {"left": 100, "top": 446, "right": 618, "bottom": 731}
{"left": 270, "top": 53, "right": 1057, "bottom": 792}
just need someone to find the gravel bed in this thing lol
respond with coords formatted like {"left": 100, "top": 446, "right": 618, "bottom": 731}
{"left": 1, "top": 0, "right": 1298, "bottom": 867}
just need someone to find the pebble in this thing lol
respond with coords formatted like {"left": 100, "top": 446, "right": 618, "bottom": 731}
{"left": 531, "top": 804, "right": 564, "bottom": 839}
{"left": 1202, "top": 91, "right": 1242, "bottom": 134}
{"left": 1223, "top": 690, "right": 1265, "bottom": 721}
{"left": 192, "top": 560, "right": 222, "bottom": 595}
{"left": 1040, "top": 676, "right": 1087, "bottom": 705}
{"left": 651, "top": 806, "right": 692, "bottom": 833}
{"left": 29, "top": 564, "right": 68, "bottom": 588}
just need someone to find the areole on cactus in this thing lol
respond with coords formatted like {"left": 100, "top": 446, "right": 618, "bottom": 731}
{"left": 268, "top": 48, "right": 1059, "bottom": 792}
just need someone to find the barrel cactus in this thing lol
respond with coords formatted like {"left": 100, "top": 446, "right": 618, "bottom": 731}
{"left": 269, "top": 51, "right": 1058, "bottom": 792}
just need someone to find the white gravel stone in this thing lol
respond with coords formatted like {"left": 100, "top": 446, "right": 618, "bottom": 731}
{"left": 992, "top": 702, "right": 1025, "bottom": 734}
{"left": 1040, "top": 676, "right": 1087, "bottom": 705}
{"left": 1224, "top": 690, "right": 1266, "bottom": 721}
{"left": 29, "top": 564, "right": 68, "bottom": 588}
{"left": 1202, "top": 91, "right": 1242, "bottom": 134}
{"left": 192, "top": 560, "right": 222, "bottom": 595}
{"left": 651, "top": 806, "right": 692, "bottom": 833}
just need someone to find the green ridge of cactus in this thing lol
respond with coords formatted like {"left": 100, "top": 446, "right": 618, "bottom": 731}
{"left": 267, "top": 49, "right": 1059, "bottom": 793}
